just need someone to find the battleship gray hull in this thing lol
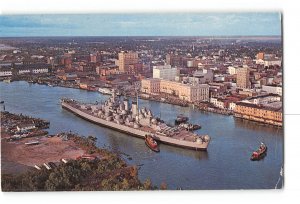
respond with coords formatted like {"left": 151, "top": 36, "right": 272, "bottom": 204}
{"left": 61, "top": 101, "right": 210, "bottom": 151}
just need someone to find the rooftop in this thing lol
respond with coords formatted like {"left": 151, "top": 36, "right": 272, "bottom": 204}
{"left": 236, "top": 101, "right": 282, "bottom": 112}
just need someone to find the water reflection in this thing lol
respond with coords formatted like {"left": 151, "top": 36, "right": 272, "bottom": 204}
{"left": 160, "top": 144, "right": 209, "bottom": 160}
{"left": 234, "top": 117, "right": 283, "bottom": 134}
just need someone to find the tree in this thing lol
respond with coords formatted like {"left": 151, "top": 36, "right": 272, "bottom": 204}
{"left": 143, "top": 178, "right": 152, "bottom": 190}
{"left": 121, "top": 178, "right": 130, "bottom": 190}
{"left": 87, "top": 135, "right": 97, "bottom": 146}
{"left": 160, "top": 182, "right": 167, "bottom": 190}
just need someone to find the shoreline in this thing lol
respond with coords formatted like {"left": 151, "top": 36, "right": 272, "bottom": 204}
{"left": 0, "top": 111, "right": 136, "bottom": 175}
{"left": 0, "top": 78, "right": 281, "bottom": 127}
{"left": 1, "top": 111, "right": 158, "bottom": 191}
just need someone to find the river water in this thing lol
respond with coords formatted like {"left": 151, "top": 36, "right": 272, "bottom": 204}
{"left": 0, "top": 81, "right": 284, "bottom": 189}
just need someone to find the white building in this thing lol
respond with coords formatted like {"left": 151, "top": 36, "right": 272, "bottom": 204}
{"left": 14, "top": 64, "right": 51, "bottom": 75}
{"left": 210, "top": 97, "right": 218, "bottom": 106}
{"left": 264, "top": 60, "right": 282, "bottom": 67}
{"left": 229, "top": 102, "right": 236, "bottom": 111}
{"left": 255, "top": 59, "right": 265, "bottom": 65}
{"left": 187, "top": 60, "right": 194, "bottom": 68}
{"left": 189, "top": 69, "right": 213, "bottom": 84}
{"left": 262, "top": 85, "right": 282, "bottom": 96}
{"left": 227, "top": 66, "right": 237, "bottom": 75}
{"left": 153, "top": 65, "right": 178, "bottom": 81}
{"left": 0, "top": 69, "right": 13, "bottom": 77}
{"left": 141, "top": 79, "right": 209, "bottom": 102}
{"left": 18, "top": 69, "right": 31, "bottom": 75}
{"left": 214, "top": 74, "right": 225, "bottom": 82}
{"left": 17, "top": 124, "right": 36, "bottom": 132}
{"left": 141, "top": 78, "right": 160, "bottom": 94}
{"left": 189, "top": 84, "right": 210, "bottom": 102}
{"left": 32, "top": 68, "right": 49, "bottom": 74}
{"left": 210, "top": 97, "right": 226, "bottom": 109}
{"left": 242, "top": 94, "right": 281, "bottom": 105}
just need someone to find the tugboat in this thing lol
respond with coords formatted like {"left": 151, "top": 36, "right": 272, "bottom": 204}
{"left": 145, "top": 135, "right": 160, "bottom": 152}
{"left": 250, "top": 143, "right": 267, "bottom": 161}
{"left": 175, "top": 114, "right": 189, "bottom": 125}
{"left": 192, "top": 124, "right": 201, "bottom": 130}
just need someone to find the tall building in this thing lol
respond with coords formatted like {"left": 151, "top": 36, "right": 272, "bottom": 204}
{"left": 256, "top": 52, "right": 265, "bottom": 60}
{"left": 90, "top": 54, "right": 97, "bottom": 63}
{"left": 236, "top": 67, "right": 250, "bottom": 89}
{"left": 60, "top": 56, "right": 72, "bottom": 69}
{"left": 128, "top": 63, "right": 143, "bottom": 75}
{"left": 118, "top": 51, "right": 139, "bottom": 73}
{"left": 153, "top": 65, "right": 178, "bottom": 81}
{"left": 90, "top": 52, "right": 101, "bottom": 63}
{"left": 166, "top": 54, "right": 183, "bottom": 67}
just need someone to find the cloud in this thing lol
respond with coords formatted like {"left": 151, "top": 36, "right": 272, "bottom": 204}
{"left": 0, "top": 15, "right": 78, "bottom": 29}
{"left": 0, "top": 13, "right": 281, "bottom": 37}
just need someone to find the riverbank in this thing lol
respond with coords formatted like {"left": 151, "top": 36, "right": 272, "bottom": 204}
{"left": 136, "top": 93, "right": 189, "bottom": 107}
{"left": 193, "top": 101, "right": 233, "bottom": 116}
{"left": 1, "top": 111, "right": 49, "bottom": 138}
{"left": 0, "top": 81, "right": 284, "bottom": 189}
{"left": 1, "top": 111, "right": 159, "bottom": 191}
{"left": 0, "top": 74, "right": 80, "bottom": 89}
{"left": 1, "top": 77, "right": 234, "bottom": 116}
{"left": 137, "top": 93, "right": 233, "bottom": 116}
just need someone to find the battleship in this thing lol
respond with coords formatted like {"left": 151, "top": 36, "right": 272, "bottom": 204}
{"left": 60, "top": 92, "right": 210, "bottom": 151}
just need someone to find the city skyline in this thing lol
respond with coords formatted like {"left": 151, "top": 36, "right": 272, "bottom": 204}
{"left": 0, "top": 13, "right": 281, "bottom": 37}
{"left": 0, "top": 12, "right": 283, "bottom": 191}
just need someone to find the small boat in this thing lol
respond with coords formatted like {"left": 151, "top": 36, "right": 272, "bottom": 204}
{"left": 251, "top": 143, "right": 267, "bottom": 161}
{"left": 192, "top": 124, "right": 201, "bottom": 130}
{"left": 98, "top": 88, "right": 112, "bottom": 95}
{"left": 145, "top": 135, "right": 160, "bottom": 152}
{"left": 175, "top": 114, "right": 189, "bottom": 125}
{"left": 25, "top": 141, "right": 40, "bottom": 145}
{"left": 3, "top": 79, "right": 11, "bottom": 83}
{"left": 0, "top": 101, "right": 4, "bottom": 104}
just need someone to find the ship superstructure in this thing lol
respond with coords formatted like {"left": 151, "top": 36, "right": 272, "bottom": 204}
{"left": 61, "top": 91, "right": 210, "bottom": 150}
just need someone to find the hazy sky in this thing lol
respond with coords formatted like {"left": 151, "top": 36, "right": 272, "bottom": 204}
{"left": 0, "top": 13, "right": 281, "bottom": 37}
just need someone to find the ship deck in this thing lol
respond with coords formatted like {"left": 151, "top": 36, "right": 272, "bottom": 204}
{"left": 61, "top": 99, "right": 210, "bottom": 150}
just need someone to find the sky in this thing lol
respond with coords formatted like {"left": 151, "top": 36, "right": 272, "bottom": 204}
{"left": 0, "top": 13, "right": 281, "bottom": 37}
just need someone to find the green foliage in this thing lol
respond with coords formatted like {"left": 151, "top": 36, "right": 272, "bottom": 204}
{"left": 1, "top": 134, "right": 159, "bottom": 191}
{"left": 1, "top": 157, "right": 156, "bottom": 191}
{"left": 143, "top": 178, "right": 152, "bottom": 190}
